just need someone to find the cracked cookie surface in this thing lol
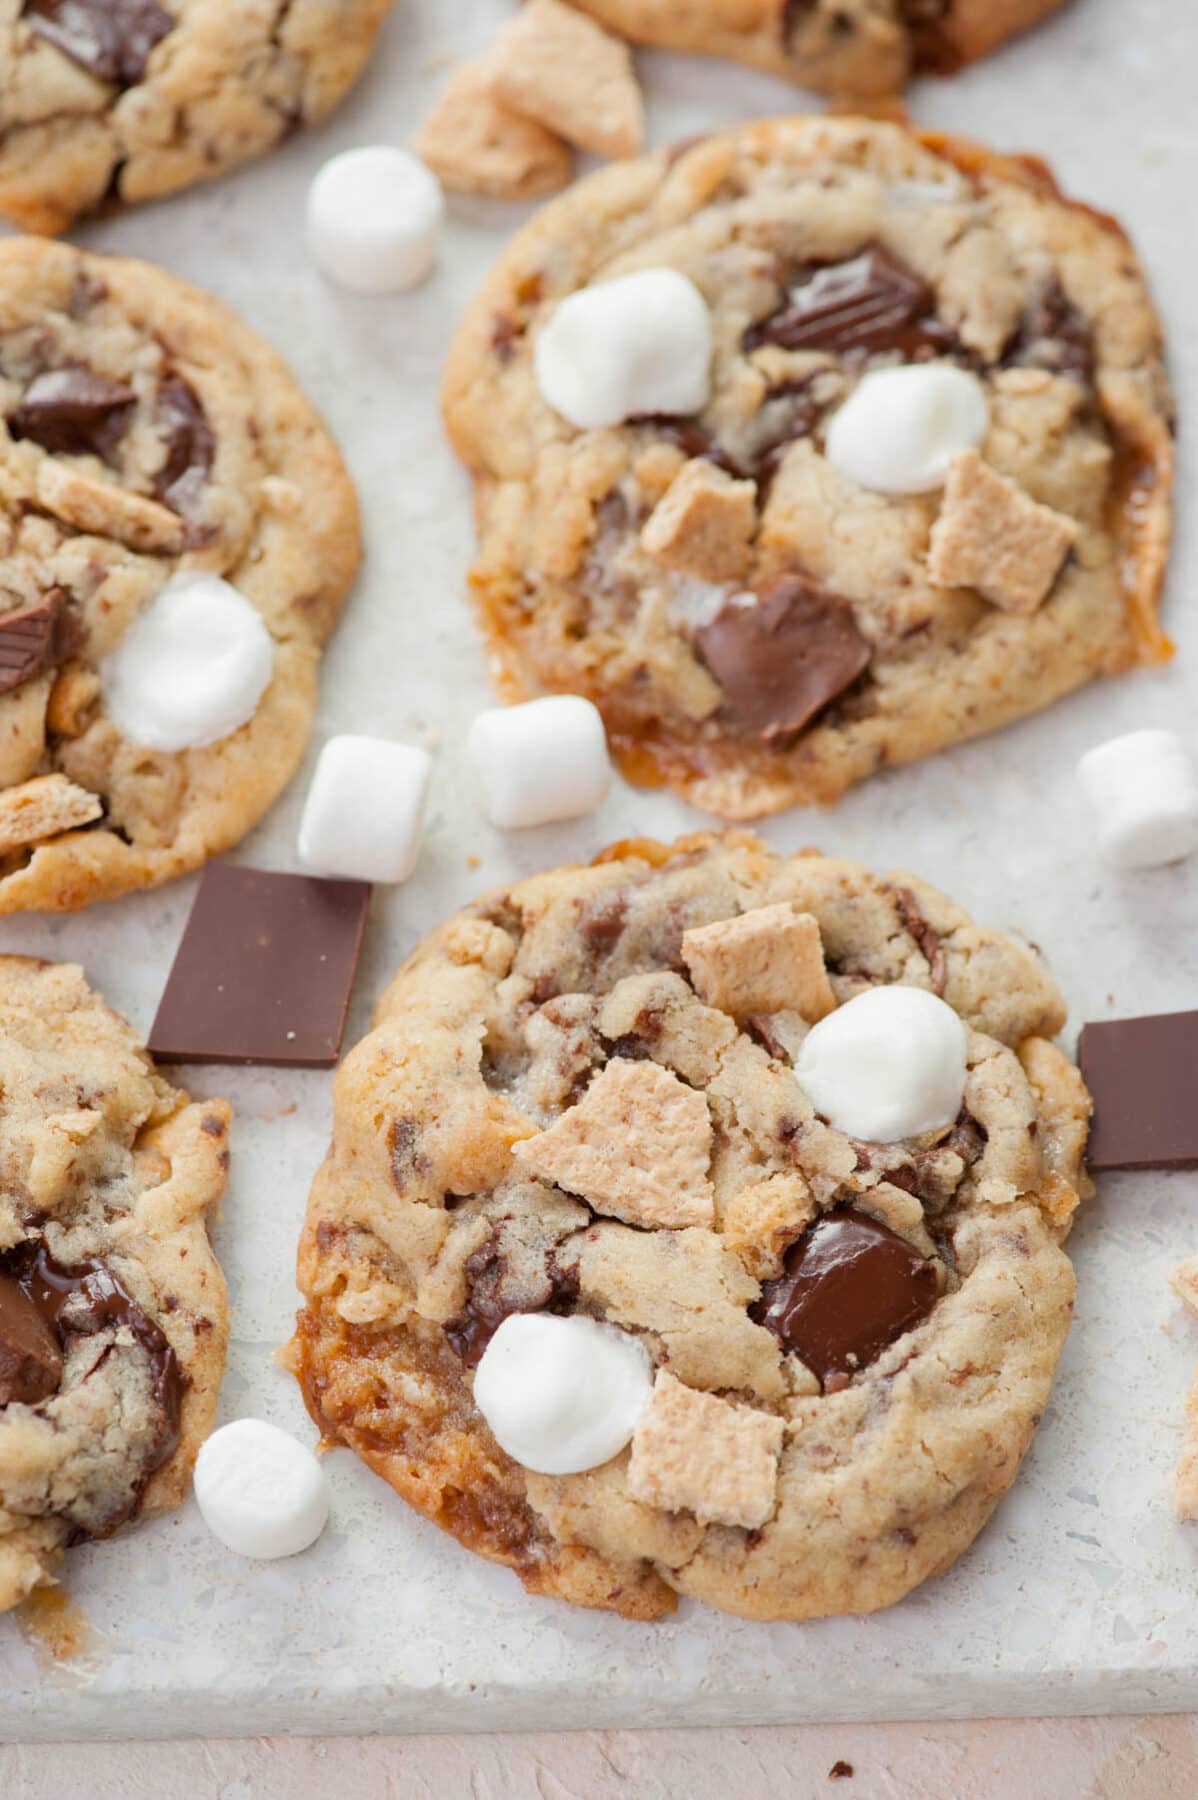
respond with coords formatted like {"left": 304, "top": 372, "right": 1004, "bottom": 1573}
{"left": 570, "top": 0, "right": 1070, "bottom": 94}
{"left": 286, "top": 832, "right": 1091, "bottom": 1621}
{"left": 445, "top": 116, "right": 1173, "bottom": 821}
{"left": 0, "top": 0, "right": 397, "bottom": 234}
{"left": 0, "top": 956, "right": 230, "bottom": 1611}
{"left": 0, "top": 236, "right": 360, "bottom": 913}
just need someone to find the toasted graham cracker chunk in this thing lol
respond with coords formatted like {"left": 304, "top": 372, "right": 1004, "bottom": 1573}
{"left": 1171, "top": 1259, "right": 1198, "bottom": 1318}
{"left": 413, "top": 60, "right": 573, "bottom": 201}
{"left": 1175, "top": 1366, "right": 1198, "bottom": 1521}
{"left": 928, "top": 450, "right": 1078, "bottom": 615}
{"left": 628, "top": 1370, "right": 783, "bottom": 1529}
{"left": 683, "top": 904, "right": 836, "bottom": 1023}
{"left": 35, "top": 461, "right": 185, "bottom": 557}
{"left": 641, "top": 459, "right": 757, "bottom": 583}
{"left": 0, "top": 772, "right": 101, "bottom": 855}
{"left": 722, "top": 1172, "right": 817, "bottom": 1282}
{"left": 490, "top": 0, "right": 644, "bottom": 161}
{"left": 513, "top": 1057, "right": 714, "bottom": 1229}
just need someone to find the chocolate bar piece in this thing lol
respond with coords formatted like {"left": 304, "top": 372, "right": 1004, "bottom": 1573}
{"left": 1079, "top": 1011, "right": 1198, "bottom": 1170}
{"left": 149, "top": 863, "right": 370, "bottom": 1068}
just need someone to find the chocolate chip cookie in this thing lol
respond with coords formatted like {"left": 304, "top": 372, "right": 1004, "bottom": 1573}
{"left": 0, "top": 236, "right": 360, "bottom": 913}
{"left": 0, "top": 957, "right": 230, "bottom": 1611}
{"left": 570, "top": 0, "right": 1070, "bottom": 94}
{"left": 444, "top": 117, "right": 1173, "bottom": 820}
{"left": 285, "top": 832, "right": 1091, "bottom": 1620}
{"left": 0, "top": 0, "right": 397, "bottom": 234}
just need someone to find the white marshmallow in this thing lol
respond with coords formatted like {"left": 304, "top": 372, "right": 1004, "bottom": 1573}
{"left": 193, "top": 1419, "right": 330, "bottom": 1560}
{"left": 305, "top": 146, "right": 444, "bottom": 294}
{"left": 824, "top": 363, "right": 989, "bottom": 495}
{"left": 298, "top": 734, "right": 432, "bottom": 884}
{"left": 1077, "top": 729, "right": 1198, "bottom": 869}
{"left": 467, "top": 695, "right": 611, "bottom": 829}
{"left": 534, "top": 268, "right": 713, "bottom": 431}
{"left": 797, "top": 986, "right": 967, "bottom": 1143}
{"left": 102, "top": 572, "right": 273, "bottom": 753}
{"left": 473, "top": 1314, "right": 653, "bottom": 1476}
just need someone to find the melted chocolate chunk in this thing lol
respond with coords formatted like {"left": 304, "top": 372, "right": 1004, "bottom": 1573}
{"left": 1079, "top": 1011, "right": 1198, "bottom": 1170}
{"left": 24, "top": 0, "right": 174, "bottom": 86}
{"left": 445, "top": 1224, "right": 580, "bottom": 1366}
{"left": 8, "top": 365, "right": 135, "bottom": 462}
{"left": 152, "top": 375, "right": 216, "bottom": 515}
{"left": 0, "top": 592, "right": 64, "bottom": 695}
{"left": 756, "top": 1206, "right": 939, "bottom": 1386}
{"left": 743, "top": 246, "right": 957, "bottom": 362}
{"left": 0, "top": 1270, "right": 63, "bottom": 1406}
{"left": 901, "top": 0, "right": 958, "bottom": 72}
{"left": 630, "top": 414, "right": 747, "bottom": 480}
{"left": 697, "top": 574, "right": 872, "bottom": 745}
{"left": 0, "top": 1242, "right": 181, "bottom": 1516}
{"left": 893, "top": 886, "right": 948, "bottom": 996}
{"left": 1007, "top": 276, "right": 1094, "bottom": 384}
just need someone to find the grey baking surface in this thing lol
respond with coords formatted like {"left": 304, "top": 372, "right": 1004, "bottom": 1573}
{"left": 1, "top": 0, "right": 1196, "bottom": 1742}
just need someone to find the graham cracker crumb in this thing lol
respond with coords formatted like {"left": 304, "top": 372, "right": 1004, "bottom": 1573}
{"left": 683, "top": 904, "right": 836, "bottom": 1022}
{"left": 1171, "top": 1259, "right": 1198, "bottom": 1318}
{"left": 413, "top": 59, "right": 573, "bottom": 201}
{"left": 490, "top": 0, "right": 644, "bottom": 161}
{"left": 641, "top": 458, "right": 757, "bottom": 583}
{"left": 1175, "top": 1364, "right": 1198, "bottom": 1521}
{"left": 722, "top": 1172, "right": 816, "bottom": 1281}
{"left": 628, "top": 1369, "right": 783, "bottom": 1528}
{"left": 513, "top": 1057, "right": 713, "bottom": 1229}
{"left": 928, "top": 450, "right": 1077, "bottom": 615}
{"left": 34, "top": 460, "right": 185, "bottom": 556}
{"left": 0, "top": 772, "right": 102, "bottom": 855}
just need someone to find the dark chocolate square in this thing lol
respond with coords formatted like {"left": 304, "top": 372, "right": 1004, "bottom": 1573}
{"left": 149, "top": 863, "right": 370, "bottom": 1069}
{"left": 1079, "top": 1010, "right": 1198, "bottom": 1171}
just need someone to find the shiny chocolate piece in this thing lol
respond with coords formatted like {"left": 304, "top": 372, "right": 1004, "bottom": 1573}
{"left": 0, "top": 1270, "right": 63, "bottom": 1407}
{"left": 697, "top": 574, "right": 872, "bottom": 744}
{"left": 152, "top": 375, "right": 216, "bottom": 515}
{"left": 743, "top": 246, "right": 956, "bottom": 360}
{"left": 8, "top": 365, "right": 135, "bottom": 462}
{"left": 0, "top": 592, "right": 64, "bottom": 695}
{"left": 148, "top": 863, "right": 371, "bottom": 1068}
{"left": 756, "top": 1205, "right": 939, "bottom": 1385}
{"left": 24, "top": 0, "right": 174, "bottom": 86}
{"left": 1079, "top": 1011, "right": 1198, "bottom": 1170}
{"left": 1007, "top": 276, "right": 1094, "bottom": 384}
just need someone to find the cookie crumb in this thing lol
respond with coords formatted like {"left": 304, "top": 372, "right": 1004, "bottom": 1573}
{"left": 928, "top": 450, "right": 1077, "bottom": 615}
{"left": 1170, "top": 1259, "right": 1198, "bottom": 1317}
{"left": 490, "top": 0, "right": 644, "bottom": 161}
{"left": 683, "top": 904, "right": 836, "bottom": 1022}
{"left": 641, "top": 458, "right": 757, "bottom": 583}
{"left": 1174, "top": 1365, "right": 1198, "bottom": 1520}
{"left": 627, "top": 1369, "right": 783, "bottom": 1528}
{"left": 514, "top": 1057, "right": 714, "bottom": 1228}
{"left": 413, "top": 60, "right": 573, "bottom": 201}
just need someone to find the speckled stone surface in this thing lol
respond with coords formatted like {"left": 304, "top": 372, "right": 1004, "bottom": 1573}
{"left": 1, "top": 0, "right": 1197, "bottom": 1744}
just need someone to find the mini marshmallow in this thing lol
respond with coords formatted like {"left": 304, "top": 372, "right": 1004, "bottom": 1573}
{"left": 467, "top": 695, "right": 611, "bottom": 829}
{"left": 102, "top": 572, "right": 273, "bottom": 753}
{"left": 1077, "top": 729, "right": 1198, "bottom": 869}
{"left": 193, "top": 1419, "right": 330, "bottom": 1560}
{"left": 473, "top": 1313, "right": 653, "bottom": 1476}
{"left": 534, "top": 268, "right": 713, "bottom": 430}
{"left": 825, "top": 363, "right": 989, "bottom": 495}
{"left": 797, "top": 985, "right": 968, "bottom": 1143}
{"left": 306, "top": 146, "right": 444, "bottom": 294}
{"left": 298, "top": 734, "right": 432, "bottom": 884}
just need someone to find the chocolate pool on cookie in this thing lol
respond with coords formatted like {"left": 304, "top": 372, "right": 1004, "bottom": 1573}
{"left": 285, "top": 832, "right": 1092, "bottom": 1622}
{"left": 445, "top": 116, "right": 1173, "bottom": 821}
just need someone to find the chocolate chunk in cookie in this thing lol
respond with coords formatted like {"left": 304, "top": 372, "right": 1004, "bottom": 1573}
{"left": 0, "top": 593, "right": 65, "bottom": 695}
{"left": 24, "top": 0, "right": 174, "bottom": 86}
{"left": 152, "top": 376, "right": 216, "bottom": 515}
{"left": 0, "top": 1269, "right": 63, "bottom": 1407}
{"left": 744, "top": 246, "right": 956, "bottom": 361}
{"left": 9, "top": 366, "right": 135, "bottom": 462}
{"left": 756, "top": 1206, "right": 939, "bottom": 1386}
{"left": 697, "top": 577, "right": 872, "bottom": 744}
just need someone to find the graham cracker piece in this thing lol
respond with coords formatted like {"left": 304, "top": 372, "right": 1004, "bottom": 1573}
{"left": 928, "top": 450, "right": 1078, "bottom": 615}
{"left": 641, "top": 458, "right": 757, "bottom": 583}
{"left": 35, "top": 460, "right": 185, "bottom": 556}
{"left": 682, "top": 904, "right": 836, "bottom": 1022}
{"left": 1171, "top": 1259, "right": 1198, "bottom": 1319}
{"left": 0, "top": 772, "right": 101, "bottom": 855}
{"left": 490, "top": 0, "right": 644, "bottom": 161}
{"left": 512, "top": 1057, "right": 713, "bottom": 1229}
{"left": 627, "top": 1369, "right": 783, "bottom": 1529}
{"left": 413, "top": 60, "right": 573, "bottom": 201}
{"left": 721, "top": 1172, "right": 816, "bottom": 1281}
